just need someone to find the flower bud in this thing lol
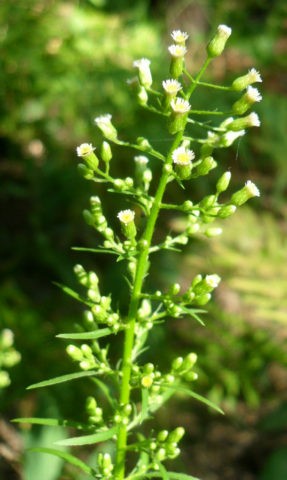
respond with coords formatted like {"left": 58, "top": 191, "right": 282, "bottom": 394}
{"left": 207, "top": 24, "right": 232, "bottom": 58}
{"left": 227, "top": 112, "right": 260, "bottom": 131}
{"left": 205, "top": 227, "right": 222, "bottom": 237}
{"left": 94, "top": 114, "right": 118, "bottom": 141}
{"left": 232, "top": 86, "right": 262, "bottom": 115}
{"left": 168, "top": 427, "right": 185, "bottom": 444}
{"left": 101, "top": 141, "right": 112, "bottom": 163}
{"left": 168, "top": 44, "right": 187, "bottom": 78}
{"left": 168, "top": 98, "right": 191, "bottom": 134}
{"left": 137, "top": 86, "right": 148, "bottom": 105}
{"left": 232, "top": 68, "right": 262, "bottom": 91}
{"left": 231, "top": 180, "right": 260, "bottom": 206}
{"left": 216, "top": 171, "right": 231, "bottom": 193}
{"left": 133, "top": 58, "right": 152, "bottom": 89}
{"left": 196, "top": 156, "right": 217, "bottom": 176}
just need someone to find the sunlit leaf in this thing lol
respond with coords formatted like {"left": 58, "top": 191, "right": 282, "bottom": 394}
{"left": 56, "top": 327, "right": 114, "bottom": 340}
{"left": 27, "top": 371, "right": 97, "bottom": 390}
{"left": 55, "top": 426, "right": 117, "bottom": 446}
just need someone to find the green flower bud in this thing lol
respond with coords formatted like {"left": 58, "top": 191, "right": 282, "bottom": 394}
{"left": 94, "top": 114, "right": 118, "bottom": 140}
{"left": 232, "top": 68, "right": 262, "bottom": 91}
{"left": 137, "top": 86, "right": 148, "bottom": 105}
{"left": 205, "top": 227, "right": 222, "bottom": 237}
{"left": 74, "top": 264, "right": 88, "bottom": 285}
{"left": 195, "top": 293, "right": 211, "bottom": 305}
{"left": 77, "top": 163, "right": 94, "bottom": 179}
{"left": 157, "top": 430, "right": 169, "bottom": 442}
{"left": 168, "top": 98, "right": 191, "bottom": 134}
{"left": 218, "top": 204, "right": 237, "bottom": 218}
{"left": 232, "top": 86, "right": 262, "bottom": 115}
{"left": 168, "top": 44, "right": 187, "bottom": 78}
{"left": 133, "top": 58, "right": 152, "bottom": 89}
{"left": 196, "top": 156, "right": 217, "bottom": 176}
{"left": 168, "top": 427, "right": 185, "bottom": 444}
{"left": 227, "top": 112, "right": 260, "bottom": 131}
{"left": 231, "top": 180, "right": 260, "bottom": 206}
{"left": 216, "top": 171, "right": 231, "bottom": 193}
{"left": 207, "top": 25, "right": 232, "bottom": 58}
{"left": 101, "top": 141, "right": 112, "bottom": 163}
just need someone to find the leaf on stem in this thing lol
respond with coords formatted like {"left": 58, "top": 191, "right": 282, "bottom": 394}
{"left": 28, "top": 448, "right": 97, "bottom": 476}
{"left": 56, "top": 327, "right": 115, "bottom": 340}
{"left": 55, "top": 426, "right": 117, "bottom": 446}
{"left": 27, "top": 371, "right": 97, "bottom": 390}
{"left": 12, "top": 417, "right": 88, "bottom": 430}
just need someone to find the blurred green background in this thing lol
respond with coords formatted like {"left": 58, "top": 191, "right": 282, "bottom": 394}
{"left": 1, "top": 1, "right": 287, "bottom": 479}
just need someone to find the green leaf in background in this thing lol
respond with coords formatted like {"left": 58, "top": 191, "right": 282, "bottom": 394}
{"left": 28, "top": 447, "right": 96, "bottom": 476}
{"left": 27, "top": 371, "right": 97, "bottom": 389}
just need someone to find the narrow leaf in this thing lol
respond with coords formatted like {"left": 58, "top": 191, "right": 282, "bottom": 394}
{"left": 53, "top": 282, "right": 90, "bottom": 306}
{"left": 27, "top": 371, "right": 97, "bottom": 390}
{"left": 161, "top": 383, "right": 224, "bottom": 414}
{"left": 12, "top": 417, "right": 87, "bottom": 430}
{"left": 140, "top": 388, "right": 150, "bottom": 424}
{"left": 28, "top": 448, "right": 96, "bottom": 476}
{"left": 56, "top": 328, "right": 114, "bottom": 340}
{"left": 55, "top": 426, "right": 117, "bottom": 446}
{"left": 91, "top": 377, "right": 117, "bottom": 408}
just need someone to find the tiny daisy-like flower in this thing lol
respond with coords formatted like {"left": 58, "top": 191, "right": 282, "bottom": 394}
{"left": 76, "top": 143, "right": 95, "bottom": 157}
{"left": 162, "top": 79, "right": 182, "bottom": 95}
{"left": 245, "top": 180, "right": 260, "bottom": 197}
{"left": 117, "top": 209, "right": 135, "bottom": 225}
{"left": 172, "top": 147, "right": 195, "bottom": 165}
{"left": 168, "top": 44, "right": 187, "bottom": 58}
{"left": 248, "top": 68, "right": 262, "bottom": 84}
{"left": 170, "top": 97, "right": 191, "bottom": 114}
{"left": 246, "top": 86, "right": 262, "bottom": 103}
{"left": 171, "top": 30, "right": 189, "bottom": 43}
{"left": 134, "top": 155, "right": 149, "bottom": 165}
{"left": 247, "top": 112, "right": 261, "bottom": 127}
{"left": 207, "top": 24, "right": 232, "bottom": 57}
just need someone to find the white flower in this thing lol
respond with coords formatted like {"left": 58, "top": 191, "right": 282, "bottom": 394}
{"left": 95, "top": 114, "right": 112, "bottom": 127}
{"left": 247, "top": 112, "right": 261, "bottom": 127}
{"left": 76, "top": 143, "right": 95, "bottom": 157}
{"left": 94, "top": 114, "right": 117, "bottom": 139}
{"left": 245, "top": 180, "right": 260, "bottom": 197}
{"left": 246, "top": 86, "right": 262, "bottom": 103}
{"left": 217, "top": 24, "right": 232, "bottom": 38}
{"left": 171, "top": 30, "right": 189, "bottom": 43}
{"left": 205, "top": 274, "right": 221, "bottom": 288}
{"left": 134, "top": 155, "right": 149, "bottom": 165}
{"left": 162, "top": 79, "right": 182, "bottom": 95}
{"left": 170, "top": 97, "right": 191, "bottom": 113}
{"left": 248, "top": 68, "right": 262, "bottom": 84}
{"left": 172, "top": 146, "right": 195, "bottom": 165}
{"left": 168, "top": 44, "right": 187, "bottom": 58}
{"left": 117, "top": 209, "right": 135, "bottom": 225}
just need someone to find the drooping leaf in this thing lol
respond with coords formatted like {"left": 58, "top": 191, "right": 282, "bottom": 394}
{"left": 27, "top": 371, "right": 97, "bottom": 390}
{"left": 28, "top": 448, "right": 96, "bottom": 476}
{"left": 53, "top": 282, "right": 91, "bottom": 306}
{"left": 160, "top": 383, "right": 224, "bottom": 414}
{"left": 55, "top": 426, "right": 117, "bottom": 446}
{"left": 56, "top": 327, "right": 114, "bottom": 340}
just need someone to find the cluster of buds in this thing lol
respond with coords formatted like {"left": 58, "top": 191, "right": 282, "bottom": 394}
{"left": 74, "top": 264, "right": 121, "bottom": 332}
{"left": 66, "top": 343, "right": 98, "bottom": 371}
{"left": 183, "top": 273, "right": 221, "bottom": 306}
{"left": 134, "top": 155, "right": 153, "bottom": 192}
{"left": 83, "top": 196, "right": 114, "bottom": 241}
{"left": 149, "top": 427, "right": 185, "bottom": 468}
{"left": 171, "top": 352, "right": 198, "bottom": 382}
{"left": 0, "top": 329, "right": 21, "bottom": 388}
{"left": 97, "top": 453, "right": 114, "bottom": 479}
{"left": 114, "top": 403, "right": 132, "bottom": 426}
{"left": 86, "top": 396, "right": 103, "bottom": 425}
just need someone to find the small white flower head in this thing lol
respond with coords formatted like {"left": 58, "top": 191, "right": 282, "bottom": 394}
{"left": 134, "top": 155, "right": 149, "bottom": 165}
{"left": 172, "top": 146, "right": 195, "bottom": 166}
{"left": 162, "top": 79, "right": 182, "bottom": 95}
{"left": 168, "top": 44, "right": 187, "bottom": 58}
{"left": 171, "top": 30, "right": 189, "bottom": 44}
{"left": 221, "top": 130, "right": 245, "bottom": 147}
{"left": 246, "top": 86, "right": 262, "bottom": 103}
{"left": 76, "top": 143, "right": 95, "bottom": 157}
{"left": 247, "top": 112, "right": 261, "bottom": 127}
{"left": 218, "top": 24, "right": 232, "bottom": 38}
{"left": 248, "top": 68, "right": 262, "bottom": 84}
{"left": 207, "top": 24, "right": 232, "bottom": 57}
{"left": 133, "top": 58, "right": 152, "bottom": 88}
{"left": 117, "top": 209, "right": 135, "bottom": 225}
{"left": 205, "top": 274, "right": 221, "bottom": 289}
{"left": 94, "top": 114, "right": 117, "bottom": 140}
{"left": 170, "top": 97, "right": 191, "bottom": 114}
{"left": 168, "top": 45, "right": 187, "bottom": 58}
{"left": 245, "top": 180, "right": 260, "bottom": 197}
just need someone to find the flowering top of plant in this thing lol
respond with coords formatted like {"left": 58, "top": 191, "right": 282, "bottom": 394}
{"left": 19, "top": 24, "right": 262, "bottom": 480}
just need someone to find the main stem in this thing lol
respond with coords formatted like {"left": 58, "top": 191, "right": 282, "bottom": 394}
{"left": 114, "top": 57, "right": 211, "bottom": 479}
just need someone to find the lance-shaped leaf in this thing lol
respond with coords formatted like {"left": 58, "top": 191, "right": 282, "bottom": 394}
{"left": 55, "top": 426, "right": 117, "bottom": 446}
{"left": 12, "top": 417, "right": 88, "bottom": 430}
{"left": 160, "top": 383, "right": 224, "bottom": 414}
{"left": 53, "top": 282, "right": 91, "bottom": 306}
{"left": 27, "top": 371, "right": 97, "bottom": 390}
{"left": 56, "top": 327, "right": 115, "bottom": 340}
